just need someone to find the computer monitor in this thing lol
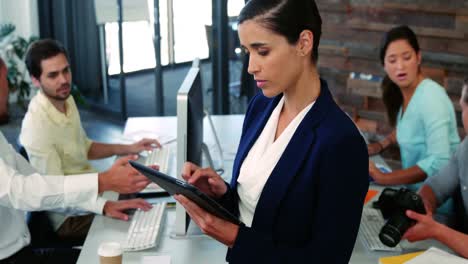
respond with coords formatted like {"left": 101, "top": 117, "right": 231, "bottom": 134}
{"left": 177, "top": 65, "right": 203, "bottom": 167}
{"left": 174, "top": 62, "right": 204, "bottom": 236}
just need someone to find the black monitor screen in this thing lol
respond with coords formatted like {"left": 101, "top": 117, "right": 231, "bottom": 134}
{"left": 186, "top": 69, "right": 203, "bottom": 165}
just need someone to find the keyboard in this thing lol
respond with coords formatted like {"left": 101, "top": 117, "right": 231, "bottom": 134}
{"left": 123, "top": 202, "right": 166, "bottom": 251}
{"left": 360, "top": 208, "right": 403, "bottom": 252}
{"left": 145, "top": 147, "right": 170, "bottom": 174}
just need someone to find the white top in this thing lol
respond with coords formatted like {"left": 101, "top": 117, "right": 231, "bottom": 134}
{"left": 237, "top": 96, "right": 315, "bottom": 226}
{"left": 0, "top": 132, "right": 106, "bottom": 260}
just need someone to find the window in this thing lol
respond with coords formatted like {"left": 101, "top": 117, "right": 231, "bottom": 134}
{"left": 171, "top": 0, "right": 244, "bottom": 64}
{"left": 228, "top": 0, "right": 244, "bottom": 17}
{"left": 104, "top": 0, "right": 245, "bottom": 74}
{"left": 105, "top": 21, "right": 156, "bottom": 74}
{"left": 105, "top": 0, "right": 168, "bottom": 74}
{"left": 172, "top": 0, "right": 211, "bottom": 63}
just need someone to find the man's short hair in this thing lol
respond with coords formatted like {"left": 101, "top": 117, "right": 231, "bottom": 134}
{"left": 25, "top": 39, "right": 68, "bottom": 79}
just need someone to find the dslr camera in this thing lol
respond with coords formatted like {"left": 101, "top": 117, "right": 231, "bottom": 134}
{"left": 374, "top": 187, "right": 426, "bottom": 247}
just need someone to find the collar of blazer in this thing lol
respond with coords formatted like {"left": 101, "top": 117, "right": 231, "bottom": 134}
{"left": 232, "top": 79, "right": 335, "bottom": 226}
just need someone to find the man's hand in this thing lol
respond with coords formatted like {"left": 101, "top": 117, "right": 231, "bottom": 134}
{"left": 98, "top": 155, "right": 151, "bottom": 193}
{"left": 402, "top": 209, "right": 440, "bottom": 242}
{"left": 127, "top": 138, "right": 161, "bottom": 154}
{"left": 103, "top": 199, "right": 152, "bottom": 221}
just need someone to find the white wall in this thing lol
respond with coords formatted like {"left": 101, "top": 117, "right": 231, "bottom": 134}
{"left": 0, "top": 0, "right": 39, "bottom": 38}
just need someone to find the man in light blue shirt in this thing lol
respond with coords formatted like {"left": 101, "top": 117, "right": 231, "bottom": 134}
{"left": 403, "top": 79, "right": 468, "bottom": 258}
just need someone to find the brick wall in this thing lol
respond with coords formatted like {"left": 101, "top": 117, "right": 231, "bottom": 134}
{"left": 316, "top": 0, "right": 468, "bottom": 140}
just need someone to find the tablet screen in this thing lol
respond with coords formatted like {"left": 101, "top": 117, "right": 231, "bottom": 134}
{"left": 129, "top": 160, "right": 242, "bottom": 225}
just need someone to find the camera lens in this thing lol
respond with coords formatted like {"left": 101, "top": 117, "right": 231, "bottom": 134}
{"left": 379, "top": 224, "right": 401, "bottom": 247}
{"left": 379, "top": 213, "right": 412, "bottom": 247}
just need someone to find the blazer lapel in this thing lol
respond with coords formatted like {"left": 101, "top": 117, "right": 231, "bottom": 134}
{"left": 251, "top": 80, "right": 335, "bottom": 228}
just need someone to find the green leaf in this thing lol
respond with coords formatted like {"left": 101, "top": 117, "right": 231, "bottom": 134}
{"left": 1, "top": 23, "right": 37, "bottom": 108}
{"left": 0, "top": 23, "right": 15, "bottom": 39}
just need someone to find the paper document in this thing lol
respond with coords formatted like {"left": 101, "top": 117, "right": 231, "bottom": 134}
{"left": 405, "top": 247, "right": 468, "bottom": 264}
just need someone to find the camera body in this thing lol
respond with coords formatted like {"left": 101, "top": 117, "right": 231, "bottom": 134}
{"left": 375, "top": 187, "right": 426, "bottom": 247}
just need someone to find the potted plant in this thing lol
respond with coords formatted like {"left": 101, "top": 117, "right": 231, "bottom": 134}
{"left": 0, "top": 23, "right": 37, "bottom": 109}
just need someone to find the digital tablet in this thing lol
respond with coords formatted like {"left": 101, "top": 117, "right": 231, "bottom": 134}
{"left": 129, "top": 160, "right": 242, "bottom": 225}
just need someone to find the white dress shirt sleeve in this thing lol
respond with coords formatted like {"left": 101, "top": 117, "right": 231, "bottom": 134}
{"left": 0, "top": 156, "right": 106, "bottom": 215}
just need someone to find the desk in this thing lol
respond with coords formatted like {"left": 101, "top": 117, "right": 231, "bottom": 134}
{"left": 78, "top": 115, "right": 443, "bottom": 264}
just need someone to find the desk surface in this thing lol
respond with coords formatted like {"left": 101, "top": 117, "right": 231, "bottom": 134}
{"left": 78, "top": 115, "right": 444, "bottom": 264}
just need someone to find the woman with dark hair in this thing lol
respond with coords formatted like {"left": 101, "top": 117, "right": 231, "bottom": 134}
{"left": 175, "top": 0, "right": 368, "bottom": 263}
{"left": 368, "top": 25, "right": 460, "bottom": 214}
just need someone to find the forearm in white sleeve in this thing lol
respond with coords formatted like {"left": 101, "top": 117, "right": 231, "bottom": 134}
{"left": 0, "top": 159, "right": 105, "bottom": 214}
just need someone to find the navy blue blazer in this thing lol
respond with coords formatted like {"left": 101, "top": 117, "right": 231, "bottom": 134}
{"left": 221, "top": 79, "right": 369, "bottom": 263}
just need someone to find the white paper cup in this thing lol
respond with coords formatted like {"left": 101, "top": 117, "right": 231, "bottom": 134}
{"left": 98, "top": 242, "right": 123, "bottom": 264}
